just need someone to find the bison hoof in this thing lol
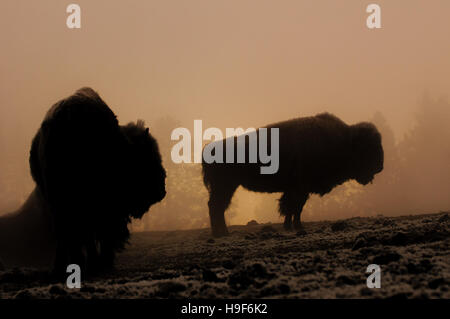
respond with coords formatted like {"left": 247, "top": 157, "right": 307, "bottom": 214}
{"left": 293, "top": 222, "right": 304, "bottom": 231}
{"left": 212, "top": 228, "right": 229, "bottom": 238}
{"left": 283, "top": 223, "right": 293, "bottom": 231}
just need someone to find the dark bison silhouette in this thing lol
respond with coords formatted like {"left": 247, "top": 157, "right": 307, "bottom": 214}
{"left": 0, "top": 188, "right": 55, "bottom": 269}
{"left": 29, "top": 87, "right": 166, "bottom": 276}
{"left": 202, "top": 113, "right": 384, "bottom": 237}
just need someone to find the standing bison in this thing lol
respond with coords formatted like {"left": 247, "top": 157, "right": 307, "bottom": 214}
{"left": 29, "top": 87, "right": 166, "bottom": 276}
{"left": 202, "top": 113, "right": 383, "bottom": 237}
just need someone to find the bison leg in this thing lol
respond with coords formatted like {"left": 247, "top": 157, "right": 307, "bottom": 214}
{"left": 85, "top": 237, "right": 103, "bottom": 275}
{"left": 279, "top": 192, "right": 296, "bottom": 231}
{"left": 52, "top": 238, "right": 86, "bottom": 280}
{"left": 283, "top": 214, "right": 293, "bottom": 230}
{"left": 52, "top": 215, "right": 73, "bottom": 279}
{"left": 52, "top": 209, "right": 90, "bottom": 279}
{"left": 293, "top": 193, "right": 309, "bottom": 231}
{"left": 280, "top": 192, "right": 308, "bottom": 231}
{"left": 208, "top": 183, "right": 237, "bottom": 237}
{"left": 52, "top": 240, "right": 69, "bottom": 279}
{"left": 98, "top": 240, "right": 116, "bottom": 271}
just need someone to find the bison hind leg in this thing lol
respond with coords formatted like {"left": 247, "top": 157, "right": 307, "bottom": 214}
{"left": 279, "top": 192, "right": 309, "bottom": 232}
{"left": 208, "top": 183, "right": 238, "bottom": 237}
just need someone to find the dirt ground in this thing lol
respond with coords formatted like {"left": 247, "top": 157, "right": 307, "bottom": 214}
{"left": 0, "top": 212, "right": 449, "bottom": 299}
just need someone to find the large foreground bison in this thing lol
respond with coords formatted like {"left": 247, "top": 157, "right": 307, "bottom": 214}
{"left": 202, "top": 113, "right": 384, "bottom": 237}
{"left": 28, "top": 87, "right": 166, "bottom": 276}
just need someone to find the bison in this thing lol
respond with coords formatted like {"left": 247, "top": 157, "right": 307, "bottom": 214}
{"left": 29, "top": 87, "right": 166, "bottom": 276}
{"left": 202, "top": 113, "right": 384, "bottom": 237}
{"left": 0, "top": 188, "right": 55, "bottom": 269}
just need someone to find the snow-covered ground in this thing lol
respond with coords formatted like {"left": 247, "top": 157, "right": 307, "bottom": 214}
{"left": 1, "top": 212, "right": 448, "bottom": 299}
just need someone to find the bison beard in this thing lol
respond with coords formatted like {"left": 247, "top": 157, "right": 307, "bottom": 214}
{"left": 29, "top": 87, "right": 166, "bottom": 277}
{"left": 202, "top": 113, "right": 384, "bottom": 237}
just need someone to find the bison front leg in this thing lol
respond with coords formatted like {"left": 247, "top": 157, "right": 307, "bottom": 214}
{"left": 208, "top": 184, "right": 237, "bottom": 237}
{"left": 279, "top": 192, "right": 296, "bottom": 231}
{"left": 52, "top": 239, "right": 69, "bottom": 280}
{"left": 283, "top": 214, "right": 293, "bottom": 230}
{"left": 293, "top": 193, "right": 309, "bottom": 231}
{"left": 52, "top": 238, "right": 86, "bottom": 280}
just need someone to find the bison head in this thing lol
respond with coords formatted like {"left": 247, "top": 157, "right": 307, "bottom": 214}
{"left": 350, "top": 122, "right": 384, "bottom": 185}
{"left": 121, "top": 120, "right": 166, "bottom": 218}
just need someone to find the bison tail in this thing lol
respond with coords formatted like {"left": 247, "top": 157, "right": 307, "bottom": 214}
{"left": 201, "top": 161, "right": 213, "bottom": 192}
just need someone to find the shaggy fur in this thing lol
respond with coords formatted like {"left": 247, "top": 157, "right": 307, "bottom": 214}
{"left": 202, "top": 113, "right": 384, "bottom": 237}
{"left": 29, "top": 87, "right": 166, "bottom": 276}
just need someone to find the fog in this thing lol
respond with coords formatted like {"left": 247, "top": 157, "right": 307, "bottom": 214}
{"left": 1, "top": 1, "right": 449, "bottom": 230}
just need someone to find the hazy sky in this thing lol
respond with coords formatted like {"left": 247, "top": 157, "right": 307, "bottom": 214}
{"left": 1, "top": 1, "right": 450, "bottom": 224}
{"left": 1, "top": 1, "right": 450, "bottom": 135}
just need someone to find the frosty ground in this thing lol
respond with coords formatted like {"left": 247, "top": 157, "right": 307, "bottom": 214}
{"left": 0, "top": 212, "right": 448, "bottom": 299}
